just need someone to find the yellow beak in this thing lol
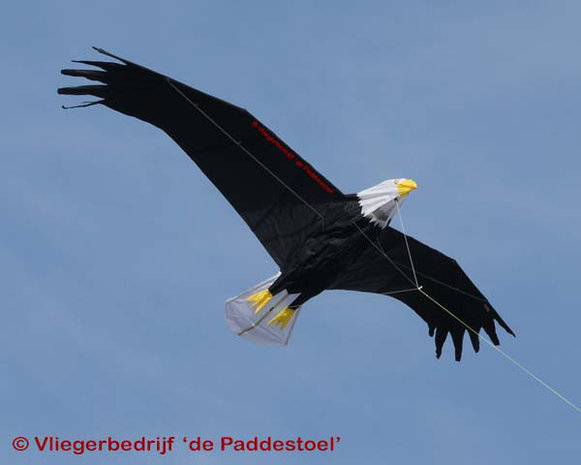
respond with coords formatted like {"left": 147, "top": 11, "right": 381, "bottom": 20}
{"left": 397, "top": 179, "right": 418, "bottom": 196}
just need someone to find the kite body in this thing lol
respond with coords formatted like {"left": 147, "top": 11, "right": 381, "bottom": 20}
{"left": 227, "top": 183, "right": 416, "bottom": 344}
{"left": 59, "top": 48, "right": 514, "bottom": 361}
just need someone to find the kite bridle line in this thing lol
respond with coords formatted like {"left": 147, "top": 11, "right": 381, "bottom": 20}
{"left": 395, "top": 199, "right": 419, "bottom": 288}
{"left": 377, "top": 205, "right": 486, "bottom": 302}
{"left": 381, "top": 287, "right": 422, "bottom": 297}
{"left": 165, "top": 76, "right": 481, "bottom": 301}
{"left": 352, "top": 221, "right": 418, "bottom": 289}
{"left": 166, "top": 78, "right": 581, "bottom": 415}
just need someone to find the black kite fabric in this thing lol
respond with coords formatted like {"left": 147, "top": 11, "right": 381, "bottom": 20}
{"left": 58, "top": 48, "right": 514, "bottom": 360}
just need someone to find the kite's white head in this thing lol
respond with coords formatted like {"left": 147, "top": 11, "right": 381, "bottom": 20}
{"left": 356, "top": 178, "right": 417, "bottom": 228}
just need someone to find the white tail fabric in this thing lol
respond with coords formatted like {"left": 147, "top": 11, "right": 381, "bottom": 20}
{"left": 225, "top": 272, "right": 302, "bottom": 345}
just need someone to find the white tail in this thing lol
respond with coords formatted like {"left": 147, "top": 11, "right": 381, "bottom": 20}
{"left": 225, "top": 272, "right": 302, "bottom": 345}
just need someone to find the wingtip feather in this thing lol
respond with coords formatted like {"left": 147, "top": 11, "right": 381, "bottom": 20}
{"left": 451, "top": 329, "right": 464, "bottom": 362}
{"left": 469, "top": 330, "right": 480, "bottom": 353}
{"left": 91, "top": 46, "right": 129, "bottom": 65}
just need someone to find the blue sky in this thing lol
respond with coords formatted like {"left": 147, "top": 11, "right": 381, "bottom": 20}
{"left": 2, "top": 1, "right": 581, "bottom": 463}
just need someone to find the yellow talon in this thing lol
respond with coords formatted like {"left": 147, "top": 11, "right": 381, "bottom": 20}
{"left": 268, "top": 308, "right": 295, "bottom": 330}
{"left": 247, "top": 289, "right": 273, "bottom": 314}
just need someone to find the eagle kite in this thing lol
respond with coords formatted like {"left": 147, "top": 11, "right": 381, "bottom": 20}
{"left": 58, "top": 48, "right": 514, "bottom": 361}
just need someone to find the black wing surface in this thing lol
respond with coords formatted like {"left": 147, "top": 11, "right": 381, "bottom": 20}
{"left": 328, "top": 226, "right": 515, "bottom": 361}
{"left": 58, "top": 47, "right": 343, "bottom": 267}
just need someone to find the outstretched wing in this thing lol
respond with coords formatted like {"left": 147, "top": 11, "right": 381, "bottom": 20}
{"left": 328, "top": 226, "right": 515, "bottom": 361}
{"left": 58, "top": 47, "right": 343, "bottom": 268}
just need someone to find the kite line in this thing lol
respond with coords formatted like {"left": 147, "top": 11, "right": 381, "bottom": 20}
{"left": 166, "top": 78, "right": 581, "bottom": 416}
{"left": 418, "top": 287, "right": 581, "bottom": 414}
{"left": 394, "top": 203, "right": 581, "bottom": 416}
